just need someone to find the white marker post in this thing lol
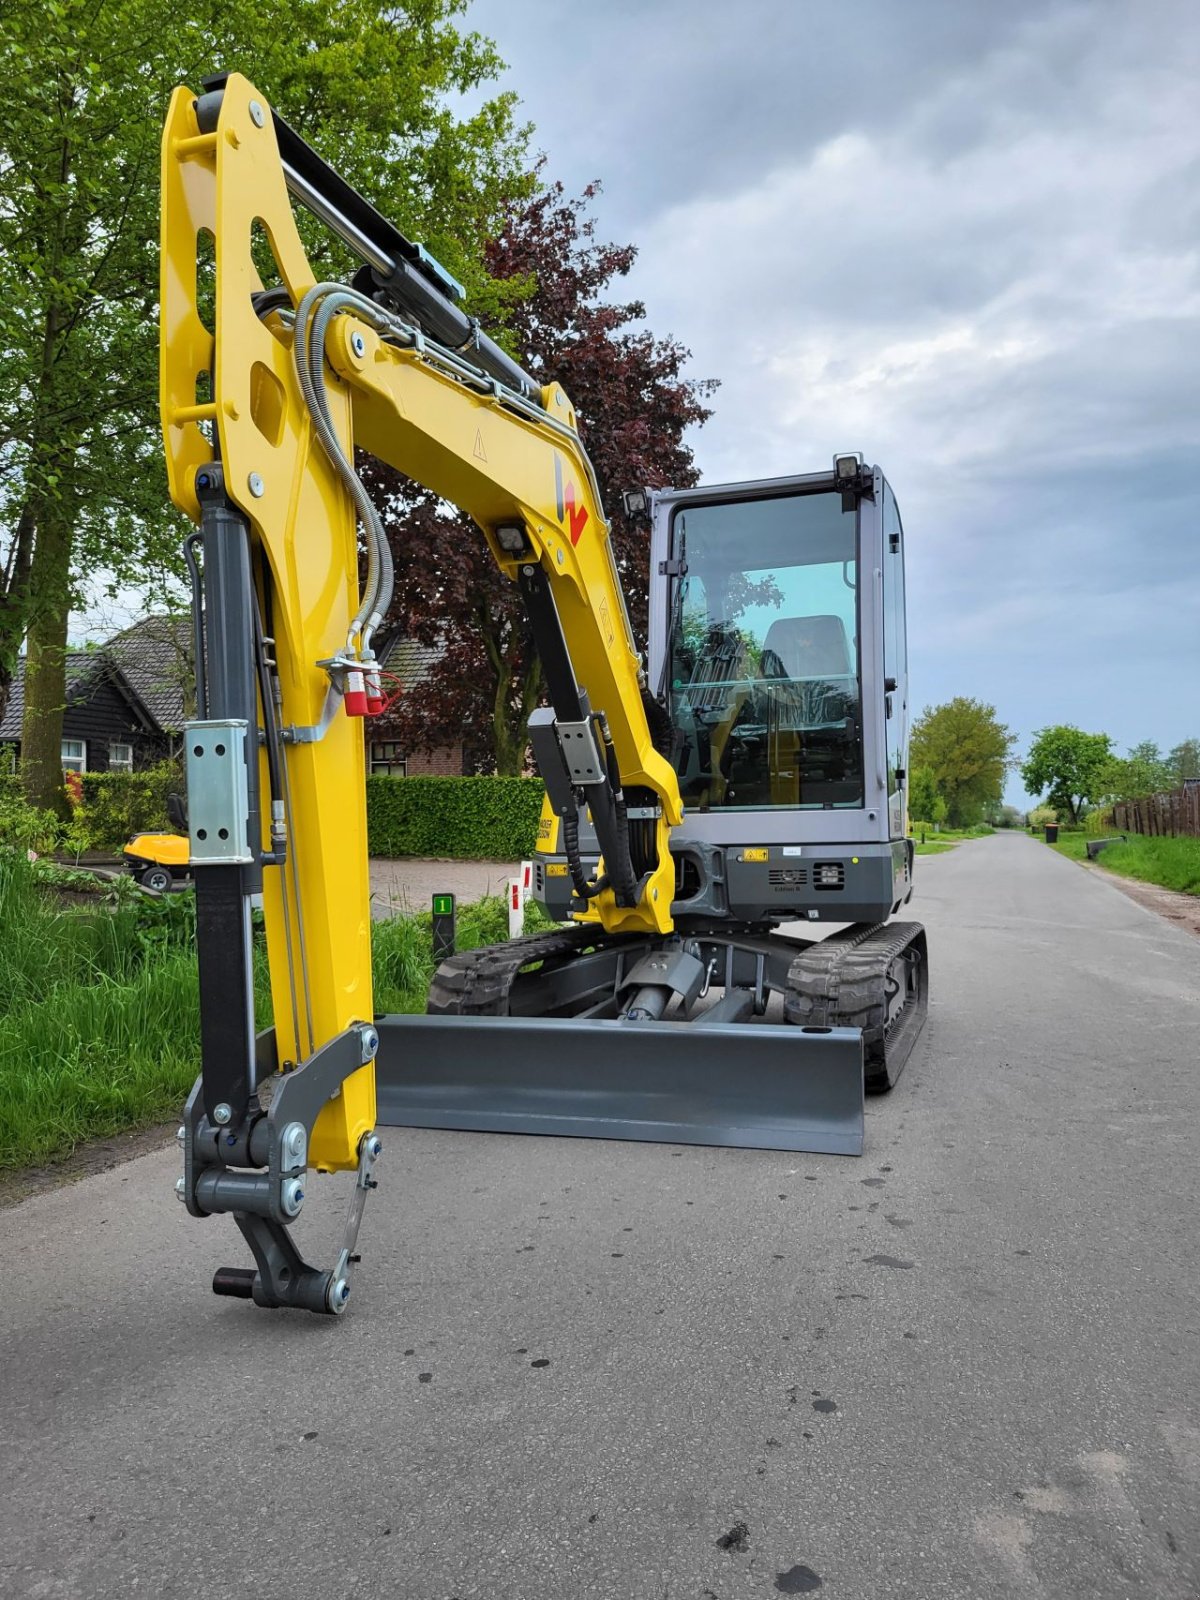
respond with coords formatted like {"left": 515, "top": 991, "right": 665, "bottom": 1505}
{"left": 508, "top": 878, "right": 523, "bottom": 940}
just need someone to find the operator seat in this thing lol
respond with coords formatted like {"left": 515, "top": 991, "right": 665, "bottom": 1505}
{"left": 760, "top": 615, "right": 852, "bottom": 679}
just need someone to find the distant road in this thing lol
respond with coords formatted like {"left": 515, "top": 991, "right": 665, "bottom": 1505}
{"left": 2, "top": 832, "right": 1197, "bottom": 1599}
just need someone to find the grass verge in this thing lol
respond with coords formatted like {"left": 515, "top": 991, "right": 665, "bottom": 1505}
{"left": 1047, "top": 831, "right": 1200, "bottom": 894}
{"left": 0, "top": 852, "right": 558, "bottom": 1171}
{"left": 913, "top": 825, "right": 995, "bottom": 857}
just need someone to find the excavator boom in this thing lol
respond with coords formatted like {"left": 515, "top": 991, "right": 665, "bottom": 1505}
{"left": 161, "top": 74, "right": 925, "bottom": 1316}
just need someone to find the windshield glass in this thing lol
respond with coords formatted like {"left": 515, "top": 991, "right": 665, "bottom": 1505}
{"left": 665, "top": 491, "right": 862, "bottom": 810}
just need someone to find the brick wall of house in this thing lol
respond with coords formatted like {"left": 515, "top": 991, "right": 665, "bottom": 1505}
{"left": 405, "top": 745, "right": 463, "bottom": 777}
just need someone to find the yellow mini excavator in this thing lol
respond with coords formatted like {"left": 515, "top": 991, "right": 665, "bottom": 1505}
{"left": 161, "top": 74, "right": 927, "bottom": 1315}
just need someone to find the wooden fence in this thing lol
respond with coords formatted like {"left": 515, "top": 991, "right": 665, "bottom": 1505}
{"left": 1112, "top": 784, "right": 1200, "bottom": 838}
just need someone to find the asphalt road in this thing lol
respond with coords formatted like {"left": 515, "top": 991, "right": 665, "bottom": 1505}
{"left": 2, "top": 833, "right": 1198, "bottom": 1600}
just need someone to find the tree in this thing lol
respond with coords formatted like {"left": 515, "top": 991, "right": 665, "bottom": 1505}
{"left": 372, "top": 180, "right": 717, "bottom": 773}
{"left": 1020, "top": 725, "right": 1113, "bottom": 824}
{"left": 1168, "top": 738, "right": 1200, "bottom": 783}
{"left": 0, "top": 0, "right": 529, "bottom": 810}
{"left": 909, "top": 698, "right": 1016, "bottom": 828}
{"left": 907, "top": 765, "right": 938, "bottom": 825}
{"left": 1100, "top": 741, "right": 1171, "bottom": 802}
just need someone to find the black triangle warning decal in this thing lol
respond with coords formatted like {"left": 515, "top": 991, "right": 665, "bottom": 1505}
{"left": 473, "top": 429, "right": 487, "bottom": 462}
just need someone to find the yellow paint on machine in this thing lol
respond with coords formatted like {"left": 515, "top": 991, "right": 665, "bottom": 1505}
{"left": 161, "top": 77, "right": 374, "bottom": 1171}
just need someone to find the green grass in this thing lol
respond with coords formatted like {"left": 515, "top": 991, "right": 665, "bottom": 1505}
{"left": 912, "top": 824, "right": 994, "bottom": 857}
{"left": 1048, "top": 831, "right": 1200, "bottom": 895}
{"left": 0, "top": 855, "right": 559, "bottom": 1171}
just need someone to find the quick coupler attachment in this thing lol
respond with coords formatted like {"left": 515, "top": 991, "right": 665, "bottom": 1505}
{"left": 175, "top": 1022, "right": 382, "bottom": 1316}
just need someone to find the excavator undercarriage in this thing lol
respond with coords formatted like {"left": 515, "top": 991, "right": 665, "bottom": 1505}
{"left": 376, "top": 919, "right": 927, "bottom": 1155}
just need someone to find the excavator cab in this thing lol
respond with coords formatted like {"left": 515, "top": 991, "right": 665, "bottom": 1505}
{"left": 408, "top": 461, "right": 927, "bottom": 1149}
{"left": 534, "top": 460, "right": 916, "bottom": 928}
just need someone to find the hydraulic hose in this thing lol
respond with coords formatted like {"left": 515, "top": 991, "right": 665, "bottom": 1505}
{"left": 562, "top": 807, "right": 610, "bottom": 903}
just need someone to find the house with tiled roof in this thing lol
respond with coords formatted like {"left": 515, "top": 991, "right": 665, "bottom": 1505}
{"left": 0, "top": 650, "right": 167, "bottom": 775}
{"left": 1, "top": 616, "right": 463, "bottom": 779}
{"left": 368, "top": 628, "right": 464, "bottom": 777}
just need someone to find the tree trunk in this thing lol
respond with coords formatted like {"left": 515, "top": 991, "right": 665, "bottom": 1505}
{"left": 0, "top": 501, "right": 39, "bottom": 729}
{"left": 20, "top": 505, "right": 73, "bottom": 818}
{"left": 490, "top": 652, "right": 542, "bottom": 777}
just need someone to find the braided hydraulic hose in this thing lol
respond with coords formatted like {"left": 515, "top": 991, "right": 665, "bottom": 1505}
{"left": 292, "top": 283, "right": 396, "bottom": 650}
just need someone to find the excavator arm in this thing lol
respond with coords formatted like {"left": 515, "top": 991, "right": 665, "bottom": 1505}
{"left": 161, "top": 73, "right": 683, "bottom": 1311}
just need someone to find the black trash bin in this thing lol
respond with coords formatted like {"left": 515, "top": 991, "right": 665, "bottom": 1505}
{"left": 1044, "top": 824, "right": 1059, "bottom": 843}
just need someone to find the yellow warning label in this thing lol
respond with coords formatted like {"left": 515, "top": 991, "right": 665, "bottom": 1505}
{"left": 742, "top": 847, "right": 768, "bottom": 863}
{"left": 546, "top": 863, "right": 569, "bottom": 877}
{"left": 473, "top": 429, "right": 487, "bottom": 462}
{"left": 536, "top": 813, "right": 561, "bottom": 852}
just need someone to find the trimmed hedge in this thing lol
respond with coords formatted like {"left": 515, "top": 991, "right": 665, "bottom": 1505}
{"left": 5, "top": 768, "right": 546, "bottom": 860}
{"left": 80, "top": 768, "right": 179, "bottom": 853}
{"left": 366, "top": 775, "right": 545, "bottom": 859}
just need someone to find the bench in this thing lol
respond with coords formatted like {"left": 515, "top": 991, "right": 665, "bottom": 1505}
{"left": 1086, "top": 836, "right": 1127, "bottom": 859}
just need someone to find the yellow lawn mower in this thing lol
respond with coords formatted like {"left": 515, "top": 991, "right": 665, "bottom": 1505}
{"left": 122, "top": 794, "right": 192, "bottom": 892}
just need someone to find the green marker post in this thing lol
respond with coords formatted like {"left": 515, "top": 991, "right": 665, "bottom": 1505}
{"left": 432, "top": 893, "right": 456, "bottom": 962}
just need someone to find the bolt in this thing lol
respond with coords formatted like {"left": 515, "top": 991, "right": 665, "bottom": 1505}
{"left": 328, "top": 1276, "right": 351, "bottom": 1314}
{"left": 213, "top": 1103, "right": 232, "bottom": 1126}
{"left": 248, "top": 100, "right": 265, "bottom": 128}
{"left": 248, "top": 472, "right": 265, "bottom": 498}
{"left": 282, "top": 1122, "right": 307, "bottom": 1164}
{"left": 522, "top": 564, "right": 535, "bottom": 576}
{"left": 175, "top": 1177, "right": 187, "bottom": 1202}
{"left": 367, "top": 1135, "right": 382, "bottom": 1160}
{"left": 556, "top": 550, "right": 564, "bottom": 565}
{"left": 350, "top": 331, "right": 366, "bottom": 357}
{"left": 196, "top": 471, "right": 211, "bottom": 491}
{"left": 281, "top": 1177, "right": 305, "bottom": 1217}
{"left": 176, "top": 1125, "right": 186, "bottom": 1145}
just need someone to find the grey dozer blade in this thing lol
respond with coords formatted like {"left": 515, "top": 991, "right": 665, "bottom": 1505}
{"left": 374, "top": 1012, "right": 865, "bottom": 1156}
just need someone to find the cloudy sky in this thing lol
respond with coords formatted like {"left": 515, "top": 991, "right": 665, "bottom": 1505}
{"left": 462, "top": 0, "right": 1200, "bottom": 802}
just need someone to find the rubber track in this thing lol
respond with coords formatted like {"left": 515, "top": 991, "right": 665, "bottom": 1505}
{"left": 783, "top": 921, "right": 929, "bottom": 1091}
{"left": 427, "top": 927, "right": 604, "bottom": 1016}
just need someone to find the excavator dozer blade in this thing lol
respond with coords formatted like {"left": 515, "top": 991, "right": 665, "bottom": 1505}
{"left": 373, "top": 1014, "right": 864, "bottom": 1155}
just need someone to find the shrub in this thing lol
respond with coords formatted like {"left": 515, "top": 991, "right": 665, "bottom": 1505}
{"left": 366, "top": 775, "right": 545, "bottom": 859}
{"left": 79, "top": 764, "right": 182, "bottom": 853}
{"left": 0, "top": 786, "right": 64, "bottom": 855}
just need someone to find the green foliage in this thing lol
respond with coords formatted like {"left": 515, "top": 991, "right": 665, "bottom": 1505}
{"left": 366, "top": 775, "right": 545, "bottom": 859}
{"left": 0, "top": 784, "right": 63, "bottom": 854}
{"left": 1168, "top": 738, "right": 1200, "bottom": 783}
{"left": 372, "top": 894, "right": 556, "bottom": 1012}
{"left": 1101, "top": 741, "right": 1172, "bottom": 802}
{"left": 1028, "top": 804, "right": 1057, "bottom": 830}
{"left": 1021, "top": 725, "right": 1113, "bottom": 824}
{"left": 1047, "top": 831, "right": 1200, "bottom": 896}
{"left": 78, "top": 765, "right": 180, "bottom": 852}
{"left": 1098, "top": 836, "right": 1200, "bottom": 895}
{"left": 907, "top": 765, "right": 938, "bottom": 824}
{"left": 0, "top": 0, "right": 532, "bottom": 785}
{"left": 0, "top": 851, "right": 556, "bottom": 1166}
{"left": 910, "top": 698, "right": 1016, "bottom": 828}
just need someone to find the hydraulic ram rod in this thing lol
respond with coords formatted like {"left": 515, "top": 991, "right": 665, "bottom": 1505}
{"left": 197, "top": 73, "right": 540, "bottom": 401}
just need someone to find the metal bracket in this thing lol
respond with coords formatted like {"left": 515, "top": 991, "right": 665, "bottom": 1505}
{"left": 281, "top": 672, "right": 346, "bottom": 745}
{"left": 178, "top": 1022, "right": 383, "bottom": 1315}
{"left": 556, "top": 718, "right": 606, "bottom": 784}
{"left": 185, "top": 719, "right": 252, "bottom": 864}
